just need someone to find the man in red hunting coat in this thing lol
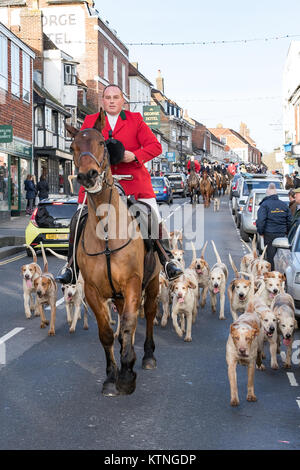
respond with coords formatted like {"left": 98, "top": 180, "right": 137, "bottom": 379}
{"left": 56, "top": 85, "right": 183, "bottom": 284}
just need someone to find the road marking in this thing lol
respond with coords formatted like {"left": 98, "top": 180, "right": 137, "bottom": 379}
{"left": 0, "top": 252, "right": 27, "bottom": 266}
{"left": 0, "top": 327, "right": 24, "bottom": 365}
{"left": 296, "top": 398, "right": 300, "bottom": 409}
{"left": 287, "top": 372, "right": 299, "bottom": 386}
{"left": 45, "top": 296, "right": 65, "bottom": 310}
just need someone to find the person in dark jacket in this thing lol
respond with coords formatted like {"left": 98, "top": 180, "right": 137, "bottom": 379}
{"left": 24, "top": 174, "right": 36, "bottom": 215}
{"left": 256, "top": 183, "right": 292, "bottom": 270}
{"left": 36, "top": 176, "right": 49, "bottom": 200}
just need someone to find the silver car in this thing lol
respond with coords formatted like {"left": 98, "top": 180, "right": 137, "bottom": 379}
{"left": 231, "top": 174, "right": 283, "bottom": 217}
{"left": 240, "top": 189, "right": 290, "bottom": 243}
{"left": 273, "top": 225, "right": 300, "bottom": 319}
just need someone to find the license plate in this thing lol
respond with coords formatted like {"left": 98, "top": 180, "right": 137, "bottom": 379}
{"left": 154, "top": 190, "right": 159, "bottom": 194}
{"left": 45, "top": 234, "right": 69, "bottom": 240}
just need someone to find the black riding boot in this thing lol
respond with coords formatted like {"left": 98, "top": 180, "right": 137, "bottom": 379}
{"left": 155, "top": 223, "right": 183, "bottom": 281}
{"left": 55, "top": 206, "right": 88, "bottom": 285}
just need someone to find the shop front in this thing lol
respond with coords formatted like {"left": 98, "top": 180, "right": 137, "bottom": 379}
{"left": 0, "top": 138, "right": 33, "bottom": 219}
{"left": 34, "top": 149, "right": 73, "bottom": 195}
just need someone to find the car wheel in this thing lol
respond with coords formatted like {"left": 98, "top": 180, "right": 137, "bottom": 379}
{"left": 240, "top": 225, "right": 250, "bottom": 242}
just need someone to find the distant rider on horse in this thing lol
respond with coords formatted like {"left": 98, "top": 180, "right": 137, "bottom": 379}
{"left": 56, "top": 84, "right": 183, "bottom": 284}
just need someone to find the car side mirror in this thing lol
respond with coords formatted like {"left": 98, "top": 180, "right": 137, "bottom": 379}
{"left": 272, "top": 237, "right": 291, "bottom": 249}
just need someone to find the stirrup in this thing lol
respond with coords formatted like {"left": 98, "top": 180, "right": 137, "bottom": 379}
{"left": 164, "top": 261, "right": 183, "bottom": 282}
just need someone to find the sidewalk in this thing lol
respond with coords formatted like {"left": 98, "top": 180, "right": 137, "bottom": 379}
{"left": 0, "top": 214, "right": 29, "bottom": 259}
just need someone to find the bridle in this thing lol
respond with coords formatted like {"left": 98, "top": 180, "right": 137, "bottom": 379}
{"left": 74, "top": 128, "right": 112, "bottom": 193}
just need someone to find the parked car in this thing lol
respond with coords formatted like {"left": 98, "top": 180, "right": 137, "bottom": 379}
{"left": 25, "top": 196, "right": 78, "bottom": 256}
{"left": 229, "top": 173, "right": 242, "bottom": 200}
{"left": 151, "top": 176, "right": 173, "bottom": 204}
{"left": 239, "top": 189, "right": 289, "bottom": 242}
{"left": 231, "top": 174, "right": 283, "bottom": 216}
{"left": 165, "top": 173, "right": 187, "bottom": 198}
{"left": 273, "top": 225, "right": 300, "bottom": 319}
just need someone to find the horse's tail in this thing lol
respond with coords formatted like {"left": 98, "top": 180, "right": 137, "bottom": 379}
{"left": 211, "top": 240, "right": 222, "bottom": 264}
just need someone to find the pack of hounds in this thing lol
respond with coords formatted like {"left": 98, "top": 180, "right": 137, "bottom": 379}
{"left": 21, "top": 231, "right": 298, "bottom": 407}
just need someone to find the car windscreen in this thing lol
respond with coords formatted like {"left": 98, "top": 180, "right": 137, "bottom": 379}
{"left": 151, "top": 178, "right": 164, "bottom": 187}
{"left": 254, "top": 193, "right": 289, "bottom": 205}
{"left": 243, "top": 180, "right": 281, "bottom": 196}
{"left": 166, "top": 175, "right": 182, "bottom": 181}
{"left": 36, "top": 203, "right": 77, "bottom": 228}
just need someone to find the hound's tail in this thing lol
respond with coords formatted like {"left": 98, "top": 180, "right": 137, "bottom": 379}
{"left": 201, "top": 241, "right": 208, "bottom": 259}
{"left": 190, "top": 241, "right": 197, "bottom": 263}
{"left": 211, "top": 240, "right": 222, "bottom": 264}
{"left": 229, "top": 253, "right": 239, "bottom": 278}
{"left": 40, "top": 242, "right": 48, "bottom": 273}
{"left": 24, "top": 244, "right": 37, "bottom": 264}
{"left": 46, "top": 248, "right": 68, "bottom": 261}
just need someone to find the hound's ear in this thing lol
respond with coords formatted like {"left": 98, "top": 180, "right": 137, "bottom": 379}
{"left": 65, "top": 124, "right": 79, "bottom": 138}
{"left": 94, "top": 108, "right": 106, "bottom": 133}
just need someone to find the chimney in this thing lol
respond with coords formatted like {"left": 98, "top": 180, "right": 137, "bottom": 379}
{"left": 19, "top": 7, "right": 44, "bottom": 79}
{"left": 156, "top": 70, "right": 164, "bottom": 94}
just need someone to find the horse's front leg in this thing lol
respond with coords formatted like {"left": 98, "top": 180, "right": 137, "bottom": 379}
{"left": 85, "top": 284, "right": 119, "bottom": 397}
{"left": 116, "top": 277, "right": 142, "bottom": 395}
{"left": 143, "top": 274, "right": 159, "bottom": 370}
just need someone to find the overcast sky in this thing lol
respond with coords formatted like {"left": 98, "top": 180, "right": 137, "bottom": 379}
{"left": 94, "top": 0, "right": 300, "bottom": 153}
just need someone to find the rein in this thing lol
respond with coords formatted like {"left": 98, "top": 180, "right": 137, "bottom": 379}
{"left": 74, "top": 129, "right": 133, "bottom": 299}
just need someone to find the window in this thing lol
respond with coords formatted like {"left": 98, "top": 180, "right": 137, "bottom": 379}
{"left": 103, "top": 46, "right": 108, "bottom": 80}
{"left": 122, "top": 63, "right": 126, "bottom": 93}
{"left": 0, "top": 34, "right": 8, "bottom": 91}
{"left": 22, "top": 51, "right": 30, "bottom": 102}
{"left": 220, "top": 136, "right": 227, "bottom": 145}
{"left": 64, "top": 64, "right": 76, "bottom": 85}
{"left": 65, "top": 107, "right": 76, "bottom": 127}
{"left": 45, "top": 107, "right": 52, "bottom": 130}
{"left": 11, "top": 43, "right": 20, "bottom": 97}
{"left": 113, "top": 55, "right": 118, "bottom": 84}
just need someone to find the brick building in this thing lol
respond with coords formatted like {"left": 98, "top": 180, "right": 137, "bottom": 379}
{"left": 0, "top": 0, "right": 130, "bottom": 111}
{"left": 209, "top": 124, "right": 262, "bottom": 164}
{"left": 0, "top": 21, "right": 35, "bottom": 219}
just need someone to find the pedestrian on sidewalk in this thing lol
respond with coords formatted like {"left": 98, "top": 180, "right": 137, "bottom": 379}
{"left": 24, "top": 174, "right": 36, "bottom": 215}
{"left": 36, "top": 175, "right": 49, "bottom": 201}
{"left": 256, "top": 183, "right": 292, "bottom": 270}
{"left": 288, "top": 189, "right": 297, "bottom": 217}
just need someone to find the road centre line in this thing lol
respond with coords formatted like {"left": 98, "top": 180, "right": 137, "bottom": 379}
{"left": 0, "top": 252, "right": 27, "bottom": 266}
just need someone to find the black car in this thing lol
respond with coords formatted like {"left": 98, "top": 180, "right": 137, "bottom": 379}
{"left": 164, "top": 173, "right": 187, "bottom": 197}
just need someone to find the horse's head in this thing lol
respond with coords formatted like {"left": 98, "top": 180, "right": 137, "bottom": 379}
{"left": 66, "top": 108, "right": 111, "bottom": 193}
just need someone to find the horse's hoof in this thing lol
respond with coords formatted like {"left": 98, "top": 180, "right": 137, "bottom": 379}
{"left": 102, "top": 381, "right": 120, "bottom": 397}
{"left": 142, "top": 357, "right": 157, "bottom": 370}
{"left": 117, "top": 370, "right": 137, "bottom": 395}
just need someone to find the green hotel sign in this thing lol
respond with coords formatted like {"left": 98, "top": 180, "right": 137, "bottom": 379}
{"left": 143, "top": 105, "right": 160, "bottom": 129}
{"left": 0, "top": 125, "right": 13, "bottom": 143}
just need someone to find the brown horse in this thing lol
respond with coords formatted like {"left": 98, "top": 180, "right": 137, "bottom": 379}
{"left": 66, "top": 110, "right": 160, "bottom": 397}
{"left": 188, "top": 162, "right": 200, "bottom": 204}
{"left": 214, "top": 172, "right": 222, "bottom": 196}
{"left": 200, "top": 172, "right": 213, "bottom": 207}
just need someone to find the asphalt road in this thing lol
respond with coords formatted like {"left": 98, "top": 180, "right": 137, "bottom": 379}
{"left": 0, "top": 195, "right": 300, "bottom": 451}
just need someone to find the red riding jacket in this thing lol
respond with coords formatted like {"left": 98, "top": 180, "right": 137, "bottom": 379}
{"left": 77, "top": 110, "right": 162, "bottom": 204}
{"left": 187, "top": 159, "right": 201, "bottom": 173}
